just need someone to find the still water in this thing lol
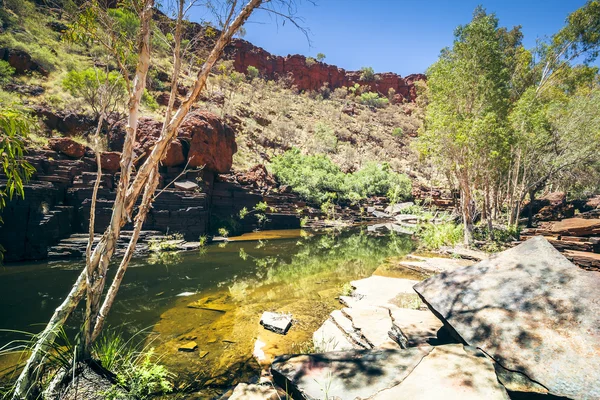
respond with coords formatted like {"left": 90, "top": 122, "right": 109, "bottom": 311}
{"left": 0, "top": 228, "right": 415, "bottom": 390}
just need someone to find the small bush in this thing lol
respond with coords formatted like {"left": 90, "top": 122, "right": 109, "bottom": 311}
{"left": 305, "top": 57, "right": 316, "bottom": 67}
{"left": 418, "top": 222, "right": 463, "bottom": 250}
{"left": 0, "top": 61, "right": 15, "bottom": 85}
{"left": 392, "top": 127, "right": 404, "bottom": 137}
{"left": 316, "top": 53, "right": 326, "bottom": 62}
{"left": 63, "top": 68, "right": 127, "bottom": 115}
{"left": 359, "top": 66, "right": 376, "bottom": 82}
{"left": 359, "top": 92, "right": 389, "bottom": 108}
{"left": 142, "top": 89, "right": 159, "bottom": 111}
{"left": 246, "top": 65, "right": 259, "bottom": 80}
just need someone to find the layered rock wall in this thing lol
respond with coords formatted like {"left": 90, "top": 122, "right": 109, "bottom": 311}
{"left": 224, "top": 40, "right": 426, "bottom": 101}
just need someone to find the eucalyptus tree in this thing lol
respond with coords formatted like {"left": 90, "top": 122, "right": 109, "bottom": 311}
{"left": 418, "top": 7, "right": 513, "bottom": 243}
{"left": 13, "top": 0, "right": 309, "bottom": 397}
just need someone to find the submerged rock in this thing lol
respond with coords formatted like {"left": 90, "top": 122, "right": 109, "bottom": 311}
{"left": 178, "top": 341, "right": 198, "bottom": 352}
{"left": 414, "top": 236, "right": 600, "bottom": 399}
{"left": 260, "top": 312, "right": 292, "bottom": 335}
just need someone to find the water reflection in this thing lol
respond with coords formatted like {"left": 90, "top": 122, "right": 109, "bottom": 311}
{"left": 150, "top": 229, "right": 415, "bottom": 390}
{"left": 0, "top": 228, "right": 415, "bottom": 391}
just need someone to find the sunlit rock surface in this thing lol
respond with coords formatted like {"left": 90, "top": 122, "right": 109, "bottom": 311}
{"left": 414, "top": 236, "right": 600, "bottom": 399}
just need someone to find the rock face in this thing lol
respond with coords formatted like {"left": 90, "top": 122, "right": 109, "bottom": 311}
{"left": 414, "top": 236, "right": 600, "bottom": 399}
{"left": 109, "top": 111, "right": 237, "bottom": 173}
{"left": 49, "top": 138, "right": 87, "bottom": 158}
{"left": 224, "top": 40, "right": 426, "bottom": 101}
{"left": 0, "top": 48, "right": 48, "bottom": 76}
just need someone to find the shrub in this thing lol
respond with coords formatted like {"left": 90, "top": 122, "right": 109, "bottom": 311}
{"left": 316, "top": 53, "right": 326, "bottom": 62}
{"left": 359, "top": 66, "right": 376, "bottom": 82}
{"left": 246, "top": 65, "right": 259, "bottom": 80}
{"left": 344, "top": 162, "right": 412, "bottom": 202}
{"left": 271, "top": 149, "right": 412, "bottom": 205}
{"left": 305, "top": 57, "right": 316, "bottom": 66}
{"left": 63, "top": 68, "right": 127, "bottom": 116}
{"left": 358, "top": 92, "right": 389, "bottom": 108}
{"left": 392, "top": 127, "right": 404, "bottom": 137}
{"left": 142, "top": 89, "right": 159, "bottom": 111}
{"left": 310, "top": 122, "right": 337, "bottom": 153}
{"left": 418, "top": 222, "right": 463, "bottom": 250}
{"left": 0, "top": 61, "right": 15, "bottom": 85}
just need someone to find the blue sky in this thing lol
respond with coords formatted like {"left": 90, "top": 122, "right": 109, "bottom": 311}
{"left": 190, "top": 0, "right": 593, "bottom": 76}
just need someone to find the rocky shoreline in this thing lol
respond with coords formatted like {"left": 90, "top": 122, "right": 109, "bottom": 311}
{"left": 225, "top": 236, "right": 600, "bottom": 399}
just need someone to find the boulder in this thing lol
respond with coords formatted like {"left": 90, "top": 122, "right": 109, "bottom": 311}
{"left": 179, "top": 111, "right": 237, "bottom": 172}
{"left": 414, "top": 236, "right": 600, "bottom": 399}
{"left": 108, "top": 111, "right": 237, "bottom": 173}
{"left": 163, "top": 139, "right": 185, "bottom": 167}
{"left": 100, "top": 152, "right": 121, "bottom": 172}
{"left": 49, "top": 138, "right": 87, "bottom": 158}
{"left": 0, "top": 48, "right": 48, "bottom": 76}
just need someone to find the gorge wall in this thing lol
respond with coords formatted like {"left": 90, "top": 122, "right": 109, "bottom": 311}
{"left": 224, "top": 39, "right": 426, "bottom": 101}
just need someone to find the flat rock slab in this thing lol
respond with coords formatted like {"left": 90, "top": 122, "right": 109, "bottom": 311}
{"left": 342, "top": 306, "right": 399, "bottom": 349}
{"left": 271, "top": 347, "right": 432, "bottom": 400}
{"left": 414, "top": 236, "right": 600, "bottom": 399}
{"left": 260, "top": 311, "right": 292, "bottom": 335}
{"left": 400, "top": 257, "right": 473, "bottom": 274}
{"left": 371, "top": 344, "right": 509, "bottom": 400}
{"left": 439, "top": 245, "right": 488, "bottom": 261}
{"left": 546, "top": 217, "right": 600, "bottom": 236}
{"left": 342, "top": 276, "right": 420, "bottom": 309}
{"left": 228, "top": 383, "right": 281, "bottom": 400}
{"left": 174, "top": 180, "right": 199, "bottom": 191}
{"left": 178, "top": 341, "right": 198, "bottom": 352}
{"left": 329, "top": 310, "right": 370, "bottom": 349}
{"left": 313, "top": 319, "right": 357, "bottom": 352}
{"left": 385, "top": 202, "right": 414, "bottom": 215}
{"left": 387, "top": 306, "right": 443, "bottom": 348}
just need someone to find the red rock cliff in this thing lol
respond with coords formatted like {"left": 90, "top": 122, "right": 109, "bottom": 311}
{"left": 224, "top": 39, "right": 426, "bottom": 101}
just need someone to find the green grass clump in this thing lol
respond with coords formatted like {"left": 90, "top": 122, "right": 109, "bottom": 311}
{"left": 417, "top": 222, "right": 463, "bottom": 250}
{"left": 271, "top": 148, "right": 412, "bottom": 205}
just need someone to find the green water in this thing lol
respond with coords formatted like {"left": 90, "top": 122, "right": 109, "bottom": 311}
{"left": 0, "top": 228, "right": 415, "bottom": 390}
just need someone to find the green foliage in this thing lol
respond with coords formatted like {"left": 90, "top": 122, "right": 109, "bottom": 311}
{"left": 0, "top": 108, "right": 36, "bottom": 209}
{"left": 392, "top": 127, "right": 403, "bottom": 137}
{"left": 95, "top": 330, "right": 173, "bottom": 399}
{"left": 473, "top": 224, "right": 520, "bottom": 251}
{"left": 148, "top": 233, "right": 183, "bottom": 252}
{"left": 305, "top": 57, "right": 316, "bottom": 66}
{"left": 0, "top": 61, "right": 15, "bottom": 85}
{"left": 310, "top": 122, "right": 338, "bottom": 153}
{"left": 417, "top": 222, "right": 464, "bottom": 250}
{"left": 218, "top": 227, "right": 229, "bottom": 237}
{"left": 359, "top": 66, "right": 376, "bottom": 82}
{"left": 142, "top": 89, "right": 159, "bottom": 111}
{"left": 271, "top": 149, "right": 412, "bottom": 205}
{"left": 358, "top": 92, "right": 389, "bottom": 108}
{"left": 316, "top": 53, "right": 326, "bottom": 62}
{"left": 246, "top": 65, "right": 259, "bottom": 80}
{"left": 62, "top": 68, "right": 127, "bottom": 116}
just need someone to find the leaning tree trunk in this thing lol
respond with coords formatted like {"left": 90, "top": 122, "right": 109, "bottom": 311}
{"left": 13, "top": 1, "right": 264, "bottom": 398}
